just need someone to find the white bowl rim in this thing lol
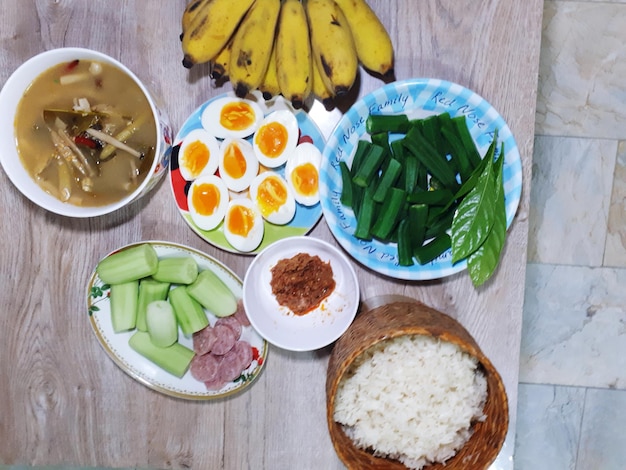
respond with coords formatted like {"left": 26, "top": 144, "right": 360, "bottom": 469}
{"left": 0, "top": 47, "right": 163, "bottom": 218}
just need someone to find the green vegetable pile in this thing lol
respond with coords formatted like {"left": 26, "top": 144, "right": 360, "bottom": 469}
{"left": 92, "top": 243, "right": 238, "bottom": 377}
{"left": 339, "top": 112, "right": 507, "bottom": 287}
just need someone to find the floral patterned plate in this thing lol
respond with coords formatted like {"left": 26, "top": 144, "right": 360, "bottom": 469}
{"left": 87, "top": 240, "right": 268, "bottom": 400}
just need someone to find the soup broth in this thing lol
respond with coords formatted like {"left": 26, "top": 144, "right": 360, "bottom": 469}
{"left": 14, "top": 59, "right": 157, "bottom": 207}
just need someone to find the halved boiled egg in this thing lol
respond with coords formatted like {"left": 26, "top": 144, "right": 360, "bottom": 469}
{"left": 223, "top": 198, "right": 264, "bottom": 252}
{"left": 187, "top": 174, "right": 229, "bottom": 231}
{"left": 252, "top": 109, "right": 299, "bottom": 168}
{"left": 218, "top": 137, "right": 259, "bottom": 192}
{"left": 249, "top": 171, "right": 296, "bottom": 225}
{"left": 178, "top": 128, "right": 220, "bottom": 181}
{"left": 201, "top": 96, "right": 264, "bottom": 139}
{"left": 284, "top": 142, "right": 322, "bottom": 206}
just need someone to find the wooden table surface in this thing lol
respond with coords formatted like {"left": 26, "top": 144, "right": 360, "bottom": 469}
{"left": 0, "top": 1, "right": 543, "bottom": 468}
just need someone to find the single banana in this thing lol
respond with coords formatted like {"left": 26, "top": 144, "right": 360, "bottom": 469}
{"left": 229, "top": 0, "right": 281, "bottom": 98}
{"left": 181, "top": 0, "right": 210, "bottom": 41}
{"left": 333, "top": 0, "right": 394, "bottom": 78}
{"left": 210, "top": 37, "right": 233, "bottom": 80}
{"left": 181, "top": 0, "right": 256, "bottom": 68}
{"left": 259, "top": 41, "right": 280, "bottom": 100}
{"left": 311, "top": 52, "right": 334, "bottom": 107}
{"left": 305, "top": 0, "right": 358, "bottom": 96}
{"left": 274, "top": 0, "right": 312, "bottom": 109}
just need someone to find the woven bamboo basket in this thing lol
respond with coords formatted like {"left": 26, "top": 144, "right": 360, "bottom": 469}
{"left": 326, "top": 299, "right": 509, "bottom": 470}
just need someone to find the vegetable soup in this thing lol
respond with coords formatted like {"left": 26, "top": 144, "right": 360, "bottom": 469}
{"left": 14, "top": 58, "right": 157, "bottom": 207}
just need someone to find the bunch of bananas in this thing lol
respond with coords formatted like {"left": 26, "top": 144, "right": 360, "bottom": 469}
{"left": 180, "top": 0, "right": 394, "bottom": 109}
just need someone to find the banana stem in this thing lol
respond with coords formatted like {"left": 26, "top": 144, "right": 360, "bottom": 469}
{"left": 87, "top": 124, "right": 144, "bottom": 160}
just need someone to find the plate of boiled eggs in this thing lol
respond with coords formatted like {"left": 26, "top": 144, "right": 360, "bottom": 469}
{"left": 170, "top": 91, "right": 325, "bottom": 254}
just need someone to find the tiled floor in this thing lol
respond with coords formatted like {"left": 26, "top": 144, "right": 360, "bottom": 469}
{"left": 514, "top": 1, "right": 626, "bottom": 469}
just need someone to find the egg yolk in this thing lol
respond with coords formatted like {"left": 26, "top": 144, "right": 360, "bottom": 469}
{"left": 255, "top": 122, "right": 288, "bottom": 158}
{"left": 223, "top": 142, "right": 247, "bottom": 179}
{"left": 227, "top": 205, "right": 256, "bottom": 237}
{"left": 291, "top": 163, "right": 318, "bottom": 196}
{"left": 256, "top": 176, "right": 287, "bottom": 217}
{"left": 220, "top": 101, "right": 257, "bottom": 131}
{"left": 184, "top": 141, "right": 210, "bottom": 178}
{"left": 191, "top": 183, "right": 221, "bottom": 216}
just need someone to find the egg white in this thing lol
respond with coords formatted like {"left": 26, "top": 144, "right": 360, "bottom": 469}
{"left": 284, "top": 142, "right": 322, "bottom": 206}
{"left": 187, "top": 174, "right": 229, "bottom": 231}
{"left": 223, "top": 198, "right": 264, "bottom": 252}
{"left": 218, "top": 137, "right": 259, "bottom": 193}
{"left": 201, "top": 96, "right": 264, "bottom": 139}
{"left": 178, "top": 128, "right": 220, "bottom": 181}
{"left": 252, "top": 109, "right": 299, "bottom": 169}
{"left": 249, "top": 171, "right": 296, "bottom": 225}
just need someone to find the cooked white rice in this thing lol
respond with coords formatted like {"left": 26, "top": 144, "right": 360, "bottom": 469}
{"left": 333, "top": 334, "right": 487, "bottom": 470}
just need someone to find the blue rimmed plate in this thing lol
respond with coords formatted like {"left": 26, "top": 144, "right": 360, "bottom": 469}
{"left": 319, "top": 78, "right": 523, "bottom": 281}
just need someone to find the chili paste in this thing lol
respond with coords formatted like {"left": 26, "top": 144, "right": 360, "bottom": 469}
{"left": 270, "top": 253, "right": 335, "bottom": 316}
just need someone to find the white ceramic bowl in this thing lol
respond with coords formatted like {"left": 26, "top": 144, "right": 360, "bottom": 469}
{"left": 0, "top": 47, "right": 173, "bottom": 218}
{"left": 242, "top": 236, "right": 360, "bottom": 351}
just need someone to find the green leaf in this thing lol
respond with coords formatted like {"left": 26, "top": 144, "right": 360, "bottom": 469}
{"left": 439, "top": 129, "right": 499, "bottom": 214}
{"left": 88, "top": 305, "right": 100, "bottom": 315}
{"left": 468, "top": 143, "right": 507, "bottom": 287}
{"left": 450, "top": 136, "right": 498, "bottom": 263}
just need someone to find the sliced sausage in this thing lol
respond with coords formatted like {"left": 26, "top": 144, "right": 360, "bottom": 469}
{"left": 217, "top": 341, "right": 254, "bottom": 383}
{"left": 233, "top": 299, "right": 251, "bottom": 327}
{"left": 204, "top": 375, "right": 227, "bottom": 391}
{"left": 192, "top": 325, "right": 217, "bottom": 356}
{"left": 218, "top": 348, "right": 245, "bottom": 382}
{"left": 234, "top": 340, "right": 253, "bottom": 371}
{"left": 190, "top": 353, "right": 220, "bottom": 382}
{"left": 218, "top": 349, "right": 241, "bottom": 382}
{"left": 215, "top": 315, "right": 242, "bottom": 340}
{"left": 210, "top": 324, "right": 237, "bottom": 355}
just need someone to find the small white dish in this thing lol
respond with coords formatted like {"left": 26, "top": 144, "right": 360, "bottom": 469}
{"left": 243, "top": 236, "right": 360, "bottom": 351}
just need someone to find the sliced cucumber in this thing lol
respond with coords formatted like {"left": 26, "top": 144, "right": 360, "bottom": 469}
{"left": 96, "top": 243, "right": 159, "bottom": 284}
{"left": 110, "top": 280, "right": 139, "bottom": 333}
{"left": 168, "top": 285, "right": 209, "bottom": 335}
{"left": 146, "top": 300, "right": 178, "bottom": 347}
{"left": 136, "top": 279, "right": 171, "bottom": 332}
{"left": 152, "top": 256, "right": 199, "bottom": 285}
{"left": 186, "top": 269, "right": 237, "bottom": 318}
{"left": 128, "top": 331, "right": 194, "bottom": 378}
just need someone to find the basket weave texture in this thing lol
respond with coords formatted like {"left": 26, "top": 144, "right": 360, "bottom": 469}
{"left": 326, "top": 301, "right": 509, "bottom": 470}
